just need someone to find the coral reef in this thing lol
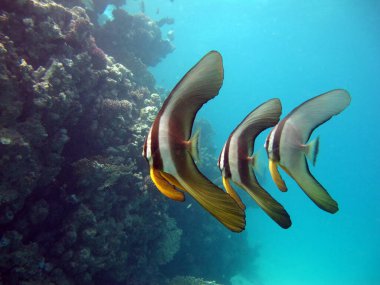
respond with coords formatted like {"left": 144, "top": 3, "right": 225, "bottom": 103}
{"left": 0, "top": 0, "right": 255, "bottom": 284}
{"left": 0, "top": 0, "right": 178, "bottom": 284}
{"left": 96, "top": 8, "right": 173, "bottom": 67}
{"left": 167, "top": 276, "right": 223, "bottom": 285}
{"left": 95, "top": 8, "right": 174, "bottom": 88}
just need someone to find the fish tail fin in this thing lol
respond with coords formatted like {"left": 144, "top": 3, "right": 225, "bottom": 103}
{"left": 189, "top": 129, "right": 201, "bottom": 163}
{"left": 240, "top": 182, "right": 291, "bottom": 229}
{"left": 304, "top": 136, "right": 319, "bottom": 166}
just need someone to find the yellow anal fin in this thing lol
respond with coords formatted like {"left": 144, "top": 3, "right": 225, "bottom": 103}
{"left": 269, "top": 159, "right": 287, "bottom": 192}
{"left": 150, "top": 167, "right": 185, "bottom": 202}
{"left": 160, "top": 171, "right": 186, "bottom": 192}
{"left": 222, "top": 177, "right": 246, "bottom": 210}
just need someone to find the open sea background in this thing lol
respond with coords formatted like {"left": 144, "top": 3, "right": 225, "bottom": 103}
{"left": 125, "top": 1, "right": 379, "bottom": 284}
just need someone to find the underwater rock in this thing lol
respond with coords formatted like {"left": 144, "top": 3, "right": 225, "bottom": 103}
{"left": 167, "top": 276, "right": 223, "bottom": 285}
{"left": 95, "top": 8, "right": 174, "bottom": 87}
{"left": 157, "top": 17, "right": 175, "bottom": 27}
{"left": 0, "top": 0, "right": 180, "bottom": 284}
{"left": 0, "top": 127, "right": 41, "bottom": 225}
{"left": 97, "top": 8, "right": 174, "bottom": 66}
{"left": 152, "top": 215, "right": 182, "bottom": 265}
{"left": 0, "top": 0, "right": 254, "bottom": 284}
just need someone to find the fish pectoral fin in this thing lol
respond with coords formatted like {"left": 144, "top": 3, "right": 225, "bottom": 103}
{"left": 303, "top": 136, "right": 320, "bottom": 166}
{"left": 150, "top": 167, "right": 185, "bottom": 202}
{"left": 286, "top": 157, "right": 338, "bottom": 213}
{"left": 160, "top": 171, "right": 186, "bottom": 192}
{"left": 249, "top": 150, "right": 266, "bottom": 177}
{"left": 222, "top": 177, "right": 246, "bottom": 210}
{"left": 269, "top": 159, "right": 288, "bottom": 191}
{"left": 186, "top": 129, "right": 201, "bottom": 163}
{"left": 249, "top": 153, "right": 258, "bottom": 170}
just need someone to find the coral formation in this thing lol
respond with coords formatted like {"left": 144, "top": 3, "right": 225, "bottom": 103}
{"left": 96, "top": 9, "right": 174, "bottom": 89}
{"left": 0, "top": 0, "right": 256, "bottom": 284}
{"left": 0, "top": 0, "right": 178, "bottom": 284}
{"left": 167, "top": 276, "right": 222, "bottom": 285}
{"left": 96, "top": 8, "right": 174, "bottom": 67}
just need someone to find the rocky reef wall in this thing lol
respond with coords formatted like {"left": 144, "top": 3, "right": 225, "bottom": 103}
{"left": 0, "top": 1, "right": 255, "bottom": 284}
{"left": 0, "top": 0, "right": 177, "bottom": 284}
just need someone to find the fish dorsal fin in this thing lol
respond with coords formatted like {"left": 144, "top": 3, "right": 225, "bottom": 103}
{"left": 285, "top": 89, "right": 351, "bottom": 144}
{"left": 159, "top": 51, "right": 223, "bottom": 141}
{"left": 231, "top": 99, "right": 282, "bottom": 156}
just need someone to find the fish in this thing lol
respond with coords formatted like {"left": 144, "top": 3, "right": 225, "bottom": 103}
{"left": 265, "top": 89, "right": 351, "bottom": 213}
{"left": 218, "top": 99, "right": 291, "bottom": 229}
{"left": 143, "top": 51, "right": 246, "bottom": 232}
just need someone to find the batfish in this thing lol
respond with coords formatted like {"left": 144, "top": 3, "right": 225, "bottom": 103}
{"left": 265, "top": 89, "right": 351, "bottom": 213}
{"left": 143, "top": 51, "right": 246, "bottom": 232}
{"left": 218, "top": 99, "right": 291, "bottom": 228}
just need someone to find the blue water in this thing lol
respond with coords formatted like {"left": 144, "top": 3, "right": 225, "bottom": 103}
{"left": 133, "top": 1, "right": 379, "bottom": 284}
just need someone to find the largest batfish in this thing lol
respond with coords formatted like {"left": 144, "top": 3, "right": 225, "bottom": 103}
{"left": 265, "top": 89, "right": 351, "bottom": 213}
{"left": 143, "top": 51, "right": 246, "bottom": 232}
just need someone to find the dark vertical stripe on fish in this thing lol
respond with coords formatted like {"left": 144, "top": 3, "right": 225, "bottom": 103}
{"left": 272, "top": 118, "right": 287, "bottom": 162}
{"left": 151, "top": 118, "right": 163, "bottom": 170}
{"left": 168, "top": 111, "right": 187, "bottom": 169}
{"left": 143, "top": 135, "right": 148, "bottom": 160}
{"left": 237, "top": 137, "right": 249, "bottom": 183}
{"left": 223, "top": 137, "right": 232, "bottom": 178}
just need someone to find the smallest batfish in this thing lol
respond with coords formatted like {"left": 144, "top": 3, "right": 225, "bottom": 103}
{"left": 218, "top": 99, "right": 291, "bottom": 228}
{"left": 143, "top": 51, "right": 245, "bottom": 232}
{"left": 265, "top": 89, "right": 351, "bottom": 213}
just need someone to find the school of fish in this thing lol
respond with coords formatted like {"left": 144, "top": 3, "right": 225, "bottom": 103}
{"left": 142, "top": 51, "right": 351, "bottom": 232}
